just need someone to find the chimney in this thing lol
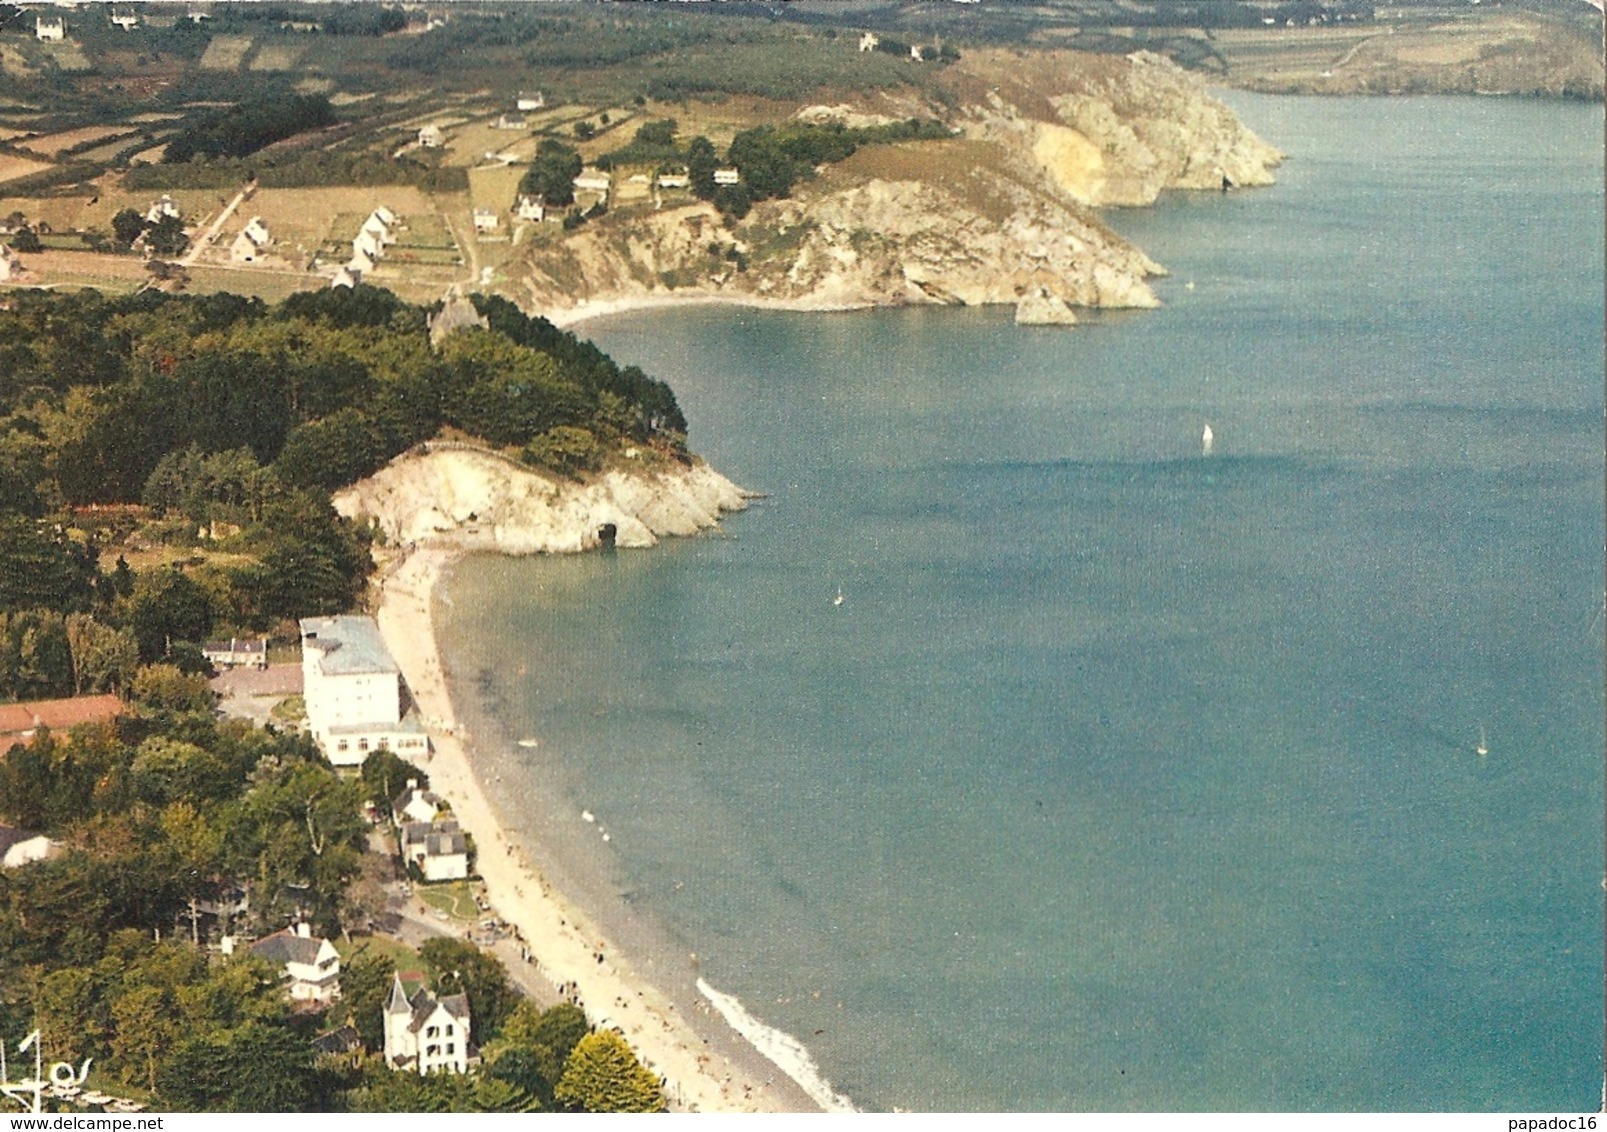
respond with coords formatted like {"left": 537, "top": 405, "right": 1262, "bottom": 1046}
{"left": 295, "top": 921, "right": 311, "bottom": 938}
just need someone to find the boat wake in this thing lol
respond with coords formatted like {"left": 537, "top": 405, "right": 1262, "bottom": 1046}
{"left": 695, "top": 978, "right": 857, "bottom": 1113}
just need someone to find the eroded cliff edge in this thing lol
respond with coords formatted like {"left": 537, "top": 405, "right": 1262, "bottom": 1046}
{"left": 515, "top": 50, "right": 1283, "bottom": 326}
{"left": 334, "top": 445, "right": 750, "bottom": 557}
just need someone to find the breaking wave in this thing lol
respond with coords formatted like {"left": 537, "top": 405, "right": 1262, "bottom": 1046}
{"left": 696, "top": 977, "right": 858, "bottom": 1113}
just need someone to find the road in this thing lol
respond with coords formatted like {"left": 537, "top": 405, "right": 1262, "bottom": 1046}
{"left": 181, "top": 183, "right": 252, "bottom": 267}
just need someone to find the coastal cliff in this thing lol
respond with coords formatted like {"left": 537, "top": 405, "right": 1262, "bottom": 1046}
{"left": 333, "top": 445, "right": 750, "bottom": 556}
{"left": 516, "top": 49, "right": 1282, "bottom": 326}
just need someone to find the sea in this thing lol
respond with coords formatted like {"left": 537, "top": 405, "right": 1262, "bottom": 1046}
{"left": 434, "top": 93, "right": 1605, "bottom": 1112}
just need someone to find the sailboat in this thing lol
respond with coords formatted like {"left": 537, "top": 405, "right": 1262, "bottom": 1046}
{"left": 1201, "top": 423, "right": 1215, "bottom": 456}
{"left": 1475, "top": 723, "right": 1489, "bottom": 757}
{"left": 833, "top": 585, "right": 844, "bottom": 607}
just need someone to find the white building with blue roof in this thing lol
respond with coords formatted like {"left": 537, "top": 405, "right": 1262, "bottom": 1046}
{"left": 300, "top": 615, "right": 428, "bottom": 767}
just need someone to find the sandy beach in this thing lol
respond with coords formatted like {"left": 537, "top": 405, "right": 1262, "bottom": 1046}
{"left": 374, "top": 544, "right": 822, "bottom": 1113}
{"left": 542, "top": 290, "right": 875, "bottom": 330}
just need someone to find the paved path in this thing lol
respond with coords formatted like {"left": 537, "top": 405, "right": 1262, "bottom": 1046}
{"left": 181, "top": 183, "right": 251, "bottom": 267}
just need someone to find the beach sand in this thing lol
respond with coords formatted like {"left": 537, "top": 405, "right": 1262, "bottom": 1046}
{"left": 375, "top": 545, "right": 819, "bottom": 1113}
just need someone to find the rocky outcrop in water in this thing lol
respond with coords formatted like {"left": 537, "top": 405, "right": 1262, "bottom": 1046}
{"left": 333, "top": 445, "right": 750, "bottom": 555}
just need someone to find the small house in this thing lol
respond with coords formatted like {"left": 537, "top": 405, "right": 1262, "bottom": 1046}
{"left": 347, "top": 249, "right": 376, "bottom": 276}
{"left": 858, "top": 31, "right": 879, "bottom": 52}
{"left": 418, "top": 125, "right": 445, "bottom": 149}
{"left": 0, "top": 694, "right": 123, "bottom": 755}
{"left": 471, "top": 208, "right": 500, "bottom": 233}
{"left": 202, "top": 637, "right": 269, "bottom": 669}
{"left": 361, "top": 214, "right": 391, "bottom": 245}
{"left": 572, "top": 169, "right": 612, "bottom": 194}
{"left": 384, "top": 973, "right": 475, "bottom": 1076}
{"left": 391, "top": 779, "right": 446, "bottom": 826}
{"left": 0, "top": 824, "right": 57, "bottom": 870}
{"left": 495, "top": 113, "right": 527, "bottom": 131}
{"left": 249, "top": 923, "right": 342, "bottom": 1005}
{"left": 110, "top": 10, "right": 140, "bottom": 30}
{"left": 353, "top": 229, "right": 383, "bottom": 261}
{"left": 36, "top": 17, "right": 65, "bottom": 41}
{"left": 515, "top": 92, "right": 544, "bottom": 112}
{"left": 713, "top": 167, "right": 740, "bottom": 186}
{"left": 400, "top": 819, "right": 469, "bottom": 882}
{"left": 0, "top": 244, "right": 20, "bottom": 282}
{"left": 145, "top": 195, "right": 181, "bottom": 224}
{"left": 372, "top": 205, "right": 397, "bottom": 227}
{"left": 331, "top": 267, "right": 359, "bottom": 289}
{"left": 656, "top": 172, "right": 690, "bottom": 190}
{"left": 515, "top": 196, "right": 545, "bottom": 222}
{"left": 243, "top": 216, "right": 270, "bottom": 246}
{"left": 229, "top": 231, "right": 262, "bottom": 263}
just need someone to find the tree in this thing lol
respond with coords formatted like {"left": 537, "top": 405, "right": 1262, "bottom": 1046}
{"left": 145, "top": 213, "right": 189, "bottom": 258}
{"left": 112, "top": 209, "right": 148, "bottom": 248}
{"left": 130, "top": 663, "right": 215, "bottom": 715}
{"left": 419, "top": 938, "right": 521, "bottom": 1045}
{"left": 519, "top": 139, "right": 582, "bottom": 206}
{"left": 156, "top": 1022, "right": 321, "bottom": 1111}
{"left": 359, "top": 748, "right": 429, "bottom": 812}
{"left": 686, "top": 135, "right": 718, "bottom": 199}
{"left": 66, "top": 613, "right": 139, "bottom": 695}
{"left": 109, "top": 983, "right": 175, "bottom": 1093}
{"left": 127, "top": 568, "right": 215, "bottom": 662}
{"left": 553, "top": 1030, "right": 666, "bottom": 1113}
{"left": 633, "top": 119, "right": 677, "bottom": 147}
{"left": 10, "top": 226, "right": 42, "bottom": 254}
{"left": 336, "top": 946, "right": 395, "bottom": 1053}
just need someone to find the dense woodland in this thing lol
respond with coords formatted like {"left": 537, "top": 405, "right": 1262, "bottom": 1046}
{"left": 0, "top": 284, "right": 681, "bottom": 1111}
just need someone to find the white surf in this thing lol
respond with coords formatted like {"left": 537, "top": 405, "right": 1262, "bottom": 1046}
{"left": 696, "top": 977, "right": 858, "bottom": 1112}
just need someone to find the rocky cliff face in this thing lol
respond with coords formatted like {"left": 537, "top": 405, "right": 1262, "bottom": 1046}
{"left": 333, "top": 446, "right": 750, "bottom": 555}
{"left": 515, "top": 48, "right": 1282, "bottom": 326}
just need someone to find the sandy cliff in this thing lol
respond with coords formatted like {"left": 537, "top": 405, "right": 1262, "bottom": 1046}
{"left": 332, "top": 445, "right": 750, "bottom": 556}
{"left": 515, "top": 48, "right": 1282, "bottom": 326}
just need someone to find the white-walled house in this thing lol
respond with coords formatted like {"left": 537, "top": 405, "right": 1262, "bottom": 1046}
{"left": 418, "top": 125, "right": 445, "bottom": 149}
{"left": 515, "top": 91, "right": 544, "bottom": 112}
{"left": 36, "top": 17, "right": 65, "bottom": 41}
{"left": 471, "top": 208, "right": 500, "bottom": 233}
{"left": 300, "top": 615, "right": 428, "bottom": 767}
{"left": 515, "top": 195, "right": 545, "bottom": 222}
{"left": 384, "top": 974, "right": 474, "bottom": 1075}
{"left": 392, "top": 779, "right": 445, "bottom": 825}
{"left": 713, "top": 167, "right": 740, "bottom": 186}
{"left": 248, "top": 923, "right": 342, "bottom": 1004}
{"left": 400, "top": 819, "right": 469, "bottom": 882}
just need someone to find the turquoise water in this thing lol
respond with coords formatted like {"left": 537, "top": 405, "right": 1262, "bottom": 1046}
{"left": 435, "top": 94, "right": 1605, "bottom": 1111}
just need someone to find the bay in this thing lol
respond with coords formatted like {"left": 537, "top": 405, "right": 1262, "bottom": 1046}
{"left": 435, "top": 94, "right": 1605, "bottom": 1111}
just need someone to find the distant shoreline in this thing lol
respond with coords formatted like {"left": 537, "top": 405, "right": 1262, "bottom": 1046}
{"left": 373, "top": 541, "right": 824, "bottom": 1113}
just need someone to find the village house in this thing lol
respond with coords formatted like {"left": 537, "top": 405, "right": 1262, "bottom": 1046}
{"left": 331, "top": 266, "right": 359, "bottom": 289}
{"left": 515, "top": 195, "right": 545, "bottom": 222}
{"left": 361, "top": 213, "right": 391, "bottom": 245}
{"left": 515, "top": 91, "right": 544, "bottom": 112}
{"left": 384, "top": 973, "right": 475, "bottom": 1075}
{"left": 249, "top": 923, "right": 342, "bottom": 1005}
{"left": 417, "top": 125, "right": 445, "bottom": 149}
{"left": 655, "top": 171, "right": 690, "bottom": 190}
{"left": 0, "top": 244, "right": 21, "bottom": 282}
{"left": 110, "top": 10, "right": 139, "bottom": 30}
{"left": 858, "top": 31, "right": 879, "bottom": 52}
{"left": 0, "top": 693, "right": 123, "bottom": 755}
{"left": 229, "top": 232, "right": 261, "bottom": 262}
{"left": 392, "top": 779, "right": 446, "bottom": 825}
{"left": 202, "top": 636, "right": 268, "bottom": 670}
{"left": 299, "top": 615, "right": 428, "bottom": 768}
{"left": 495, "top": 113, "right": 527, "bottom": 131}
{"left": 471, "top": 208, "right": 500, "bottom": 233}
{"left": 713, "top": 167, "right": 741, "bottom": 186}
{"left": 36, "top": 16, "right": 65, "bottom": 41}
{"left": 0, "top": 823, "right": 58, "bottom": 870}
{"left": 347, "top": 248, "right": 377, "bottom": 276}
{"left": 145, "top": 195, "right": 182, "bottom": 224}
{"left": 372, "top": 205, "right": 397, "bottom": 228}
{"left": 572, "top": 169, "right": 612, "bottom": 195}
{"left": 400, "top": 818, "right": 469, "bottom": 882}
{"left": 353, "top": 228, "right": 384, "bottom": 261}
{"left": 428, "top": 290, "right": 489, "bottom": 347}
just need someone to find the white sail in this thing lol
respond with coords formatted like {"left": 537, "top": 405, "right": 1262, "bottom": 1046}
{"left": 1202, "top": 423, "right": 1215, "bottom": 456}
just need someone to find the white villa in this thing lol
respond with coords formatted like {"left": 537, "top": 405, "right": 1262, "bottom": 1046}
{"left": 400, "top": 819, "right": 469, "bottom": 882}
{"left": 299, "top": 615, "right": 427, "bottom": 767}
{"left": 515, "top": 195, "right": 545, "bottom": 222}
{"left": 36, "top": 17, "right": 64, "bottom": 41}
{"left": 248, "top": 924, "right": 342, "bottom": 1004}
{"left": 384, "top": 974, "right": 474, "bottom": 1075}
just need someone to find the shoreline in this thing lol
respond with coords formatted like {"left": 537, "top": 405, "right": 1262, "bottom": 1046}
{"left": 542, "top": 290, "right": 887, "bottom": 330}
{"left": 373, "top": 542, "right": 827, "bottom": 1113}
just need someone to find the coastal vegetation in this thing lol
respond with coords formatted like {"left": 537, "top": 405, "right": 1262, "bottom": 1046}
{"left": 0, "top": 281, "right": 685, "bottom": 1111}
